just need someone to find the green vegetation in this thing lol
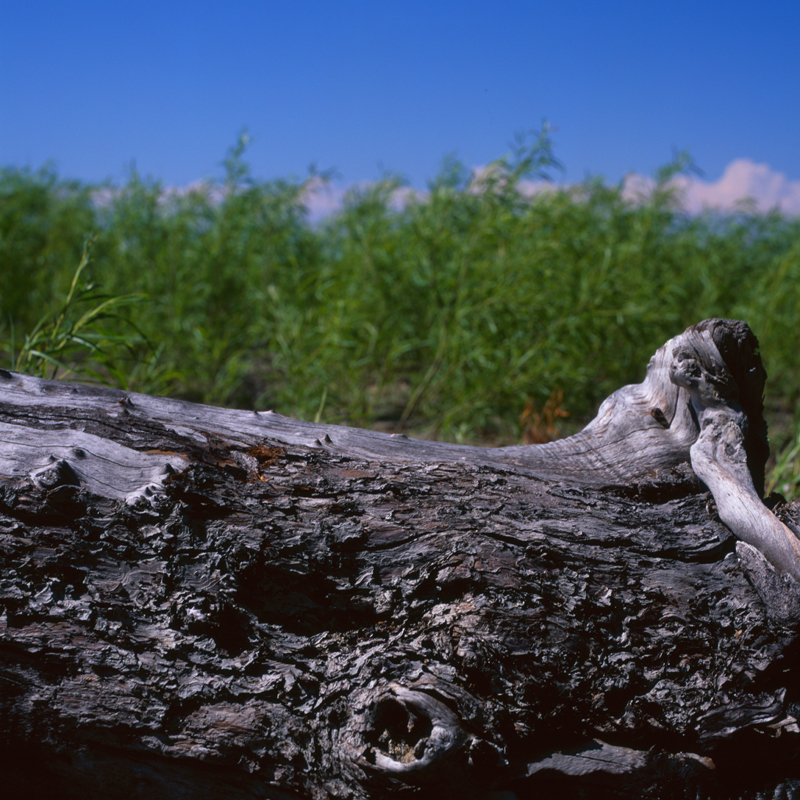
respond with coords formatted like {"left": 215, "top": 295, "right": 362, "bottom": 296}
{"left": 767, "top": 410, "right": 800, "bottom": 500}
{"left": 2, "top": 130, "right": 799, "bottom": 495}
{"left": 6, "top": 237, "right": 143, "bottom": 383}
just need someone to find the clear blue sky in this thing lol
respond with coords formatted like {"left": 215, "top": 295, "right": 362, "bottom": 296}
{"left": 2, "top": 0, "right": 799, "bottom": 189}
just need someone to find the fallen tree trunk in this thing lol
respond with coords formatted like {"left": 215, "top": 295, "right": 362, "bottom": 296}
{"left": 2, "top": 318, "right": 800, "bottom": 799}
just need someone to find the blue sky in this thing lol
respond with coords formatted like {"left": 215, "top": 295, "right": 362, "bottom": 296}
{"left": 2, "top": 0, "right": 799, "bottom": 202}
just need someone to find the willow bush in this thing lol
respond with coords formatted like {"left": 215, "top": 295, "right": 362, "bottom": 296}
{"left": 2, "top": 133, "right": 799, "bottom": 461}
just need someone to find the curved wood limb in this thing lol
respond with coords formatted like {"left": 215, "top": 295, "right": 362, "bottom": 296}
{"left": 668, "top": 326, "right": 800, "bottom": 583}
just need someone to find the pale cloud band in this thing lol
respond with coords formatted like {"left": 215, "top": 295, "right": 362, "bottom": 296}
{"left": 305, "top": 159, "right": 800, "bottom": 221}
{"left": 625, "top": 159, "right": 800, "bottom": 216}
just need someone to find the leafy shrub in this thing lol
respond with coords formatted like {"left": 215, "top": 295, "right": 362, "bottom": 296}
{"left": 1, "top": 129, "right": 799, "bottom": 497}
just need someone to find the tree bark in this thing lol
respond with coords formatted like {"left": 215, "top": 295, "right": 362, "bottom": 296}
{"left": 2, "top": 318, "right": 800, "bottom": 799}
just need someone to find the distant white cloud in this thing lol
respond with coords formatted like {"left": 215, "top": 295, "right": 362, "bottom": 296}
{"left": 152, "top": 160, "right": 800, "bottom": 222}
{"left": 624, "top": 160, "right": 800, "bottom": 216}
{"left": 303, "top": 180, "right": 347, "bottom": 224}
{"left": 303, "top": 180, "right": 420, "bottom": 224}
{"left": 475, "top": 159, "right": 800, "bottom": 218}
{"left": 160, "top": 179, "right": 227, "bottom": 205}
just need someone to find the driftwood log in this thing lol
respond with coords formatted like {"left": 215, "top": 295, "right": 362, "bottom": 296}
{"left": 2, "top": 318, "right": 800, "bottom": 799}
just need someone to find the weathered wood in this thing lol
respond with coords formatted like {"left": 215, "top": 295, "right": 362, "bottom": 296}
{"left": 1, "top": 319, "right": 800, "bottom": 799}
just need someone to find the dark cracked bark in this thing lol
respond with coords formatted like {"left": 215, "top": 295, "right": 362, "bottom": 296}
{"left": 2, "top": 319, "right": 800, "bottom": 799}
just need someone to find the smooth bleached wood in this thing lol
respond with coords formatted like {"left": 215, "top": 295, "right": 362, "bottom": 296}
{"left": 0, "top": 320, "right": 745, "bottom": 489}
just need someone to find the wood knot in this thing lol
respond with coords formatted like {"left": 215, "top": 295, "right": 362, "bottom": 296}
{"left": 359, "top": 686, "right": 470, "bottom": 777}
{"left": 31, "top": 458, "right": 82, "bottom": 490}
{"left": 648, "top": 407, "right": 670, "bottom": 428}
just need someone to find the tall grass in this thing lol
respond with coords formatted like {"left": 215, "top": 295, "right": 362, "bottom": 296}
{"left": 7, "top": 238, "right": 144, "bottom": 383}
{"left": 2, "top": 132, "right": 799, "bottom": 475}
